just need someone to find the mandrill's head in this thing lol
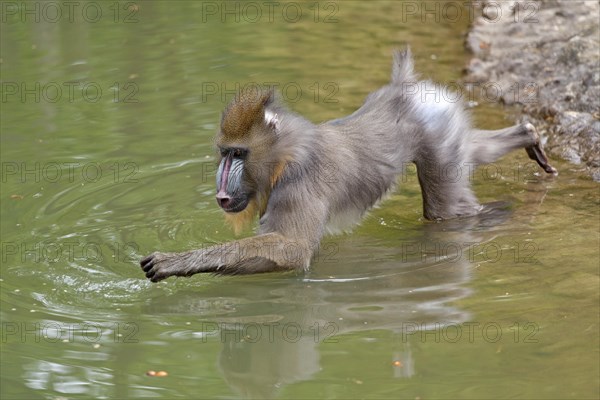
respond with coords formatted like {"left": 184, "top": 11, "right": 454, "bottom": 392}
{"left": 214, "top": 88, "right": 285, "bottom": 231}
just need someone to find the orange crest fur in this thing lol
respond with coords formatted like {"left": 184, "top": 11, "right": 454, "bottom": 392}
{"left": 224, "top": 200, "right": 258, "bottom": 235}
{"left": 269, "top": 159, "right": 288, "bottom": 188}
{"left": 223, "top": 192, "right": 270, "bottom": 235}
{"left": 221, "top": 88, "right": 273, "bottom": 140}
{"left": 223, "top": 161, "right": 287, "bottom": 234}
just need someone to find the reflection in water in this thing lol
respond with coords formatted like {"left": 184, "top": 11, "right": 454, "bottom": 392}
{"left": 142, "top": 204, "right": 513, "bottom": 398}
{"left": 219, "top": 325, "right": 321, "bottom": 399}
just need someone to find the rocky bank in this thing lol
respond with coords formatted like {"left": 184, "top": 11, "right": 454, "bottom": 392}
{"left": 465, "top": 0, "right": 600, "bottom": 180}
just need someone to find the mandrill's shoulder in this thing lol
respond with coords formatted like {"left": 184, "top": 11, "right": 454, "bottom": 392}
{"left": 259, "top": 173, "right": 329, "bottom": 240}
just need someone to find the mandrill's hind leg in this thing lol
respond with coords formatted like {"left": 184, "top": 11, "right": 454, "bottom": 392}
{"left": 471, "top": 123, "right": 557, "bottom": 174}
{"left": 415, "top": 123, "right": 556, "bottom": 221}
{"left": 415, "top": 152, "right": 482, "bottom": 221}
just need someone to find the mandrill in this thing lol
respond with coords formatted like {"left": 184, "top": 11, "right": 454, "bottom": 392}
{"left": 141, "top": 47, "right": 556, "bottom": 282}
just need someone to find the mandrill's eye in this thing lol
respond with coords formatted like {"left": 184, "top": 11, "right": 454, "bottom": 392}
{"left": 219, "top": 147, "right": 248, "bottom": 159}
{"left": 232, "top": 148, "right": 248, "bottom": 159}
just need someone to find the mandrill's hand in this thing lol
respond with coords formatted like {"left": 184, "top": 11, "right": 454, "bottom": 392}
{"left": 140, "top": 252, "right": 196, "bottom": 282}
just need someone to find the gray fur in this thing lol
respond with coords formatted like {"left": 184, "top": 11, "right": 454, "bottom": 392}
{"left": 141, "top": 47, "right": 556, "bottom": 281}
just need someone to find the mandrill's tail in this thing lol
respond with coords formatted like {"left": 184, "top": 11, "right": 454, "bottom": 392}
{"left": 391, "top": 46, "right": 418, "bottom": 84}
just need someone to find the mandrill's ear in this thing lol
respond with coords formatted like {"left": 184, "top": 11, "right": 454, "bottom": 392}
{"left": 261, "top": 88, "right": 280, "bottom": 132}
{"left": 264, "top": 108, "right": 280, "bottom": 132}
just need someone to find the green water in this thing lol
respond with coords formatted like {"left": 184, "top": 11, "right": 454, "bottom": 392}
{"left": 1, "top": 1, "right": 598, "bottom": 399}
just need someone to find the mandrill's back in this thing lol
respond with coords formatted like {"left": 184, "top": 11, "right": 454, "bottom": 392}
{"left": 323, "top": 47, "right": 473, "bottom": 174}
{"left": 316, "top": 48, "right": 474, "bottom": 230}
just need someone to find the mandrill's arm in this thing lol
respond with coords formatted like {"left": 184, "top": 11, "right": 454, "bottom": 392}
{"left": 141, "top": 233, "right": 311, "bottom": 281}
{"left": 141, "top": 188, "right": 327, "bottom": 282}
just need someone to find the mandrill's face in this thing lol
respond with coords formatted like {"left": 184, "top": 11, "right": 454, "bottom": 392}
{"left": 214, "top": 88, "right": 280, "bottom": 214}
{"left": 215, "top": 146, "right": 255, "bottom": 213}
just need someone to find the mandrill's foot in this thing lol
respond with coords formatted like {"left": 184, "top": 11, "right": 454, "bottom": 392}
{"left": 523, "top": 123, "right": 558, "bottom": 175}
{"left": 140, "top": 252, "right": 193, "bottom": 282}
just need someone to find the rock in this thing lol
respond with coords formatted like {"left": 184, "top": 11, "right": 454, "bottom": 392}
{"left": 465, "top": 0, "right": 600, "bottom": 180}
